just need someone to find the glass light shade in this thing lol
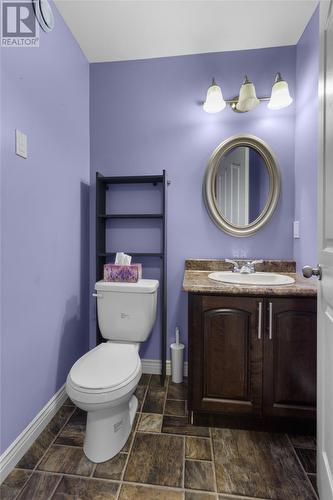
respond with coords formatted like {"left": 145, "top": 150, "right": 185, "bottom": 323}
{"left": 203, "top": 80, "right": 226, "bottom": 113}
{"left": 236, "top": 76, "right": 260, "bottom": 112}
{"left": 268, "top": 76, "right": 293, "bottom": 110}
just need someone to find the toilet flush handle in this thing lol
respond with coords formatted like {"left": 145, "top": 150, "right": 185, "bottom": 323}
{"left": 92, "top": 293, "right": 103, "bottom": 298}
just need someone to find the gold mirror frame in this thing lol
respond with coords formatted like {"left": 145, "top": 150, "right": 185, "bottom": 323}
{"left": 204, "top": 134, "right": 281, "bottom": 237}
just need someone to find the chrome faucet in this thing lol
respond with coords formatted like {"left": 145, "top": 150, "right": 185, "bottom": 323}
{"left": 225, "top": 259, "right": 263, "bottom": 274}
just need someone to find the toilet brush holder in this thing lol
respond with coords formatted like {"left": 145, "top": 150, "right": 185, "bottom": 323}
{"left": 170, "top": 342, "right": 184, "bottom": 384}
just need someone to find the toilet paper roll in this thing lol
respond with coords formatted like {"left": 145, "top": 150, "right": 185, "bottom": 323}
{"left": 170, "top": 342, "right": 185, "bottom": 384}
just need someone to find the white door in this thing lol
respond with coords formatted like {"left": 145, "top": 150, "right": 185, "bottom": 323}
{"left": 217, "top": 147, "right": 249, "bottom": 225}
{"left": 317, "top": 2, "right": 333, "bottom": 498}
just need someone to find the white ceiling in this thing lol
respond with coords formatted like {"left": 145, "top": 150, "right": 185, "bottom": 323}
{"left": 55, "top": 0, "right": 318, "bottom": 63}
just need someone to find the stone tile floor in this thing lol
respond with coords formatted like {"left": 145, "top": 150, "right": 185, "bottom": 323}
{"left": 1, "top": 375, "right": 318, "bottom": 500}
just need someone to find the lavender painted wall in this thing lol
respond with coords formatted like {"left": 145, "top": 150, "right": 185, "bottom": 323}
{"left": 294, "top": 8, "right": 319, "bottom": 271}
{"left": 90, "top": 46, "right": 296, "bottom": 360}
{"left": 0, "top": 4, "right": 90, "bottom": 453}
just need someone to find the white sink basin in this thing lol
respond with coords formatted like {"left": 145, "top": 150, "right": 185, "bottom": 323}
{"left": 208, "top": 271, "right": 295, "bottom": 286}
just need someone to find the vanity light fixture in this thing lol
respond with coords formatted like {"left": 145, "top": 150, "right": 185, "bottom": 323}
{"left": 203, "top": 72, "right": 293, "bottom": 114}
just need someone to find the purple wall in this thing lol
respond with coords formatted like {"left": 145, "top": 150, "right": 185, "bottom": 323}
{"left": 294, "top": 8, "right": 319, "bottom": 271}
{"left": 0, "top": 4, "right": 90, "bottom": 453}
{"left": 90, "top": 46, "right": 296, "bottom": 360}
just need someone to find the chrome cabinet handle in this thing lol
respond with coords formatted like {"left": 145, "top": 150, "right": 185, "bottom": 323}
{"left": 258, "top": 302, "right": 263, "bottom": 339}
{"left": 269, "top": 302, "right": 273, "bottom": 340}
{"left": 92, "top": 293, "right": 103, "bottom": 298}
{"left": 302, "top": 265, "right": 322, "bottom": 280}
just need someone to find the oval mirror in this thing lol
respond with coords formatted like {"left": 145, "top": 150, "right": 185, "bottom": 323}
{"left": 204, "top": 135, "right": 281, "bottom": 237}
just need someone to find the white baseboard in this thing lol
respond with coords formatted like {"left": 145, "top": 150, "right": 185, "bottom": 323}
{"left": 0, "top": 384, "right": 67, "bottom": 482}
{"left": 142, "top": 358, "right": 188, "bottom": 377}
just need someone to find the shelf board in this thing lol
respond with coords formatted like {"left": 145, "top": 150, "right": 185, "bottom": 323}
{"left": 98, "top": 252, "right": 163, "bottom": 258}
{"left": 97, "top": 174, "right": 163, "bottom": 185}
{"left": 98, "top": 213, "right": 163, "bottom": 219}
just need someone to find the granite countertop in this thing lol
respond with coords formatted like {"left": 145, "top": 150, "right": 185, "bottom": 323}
{"left": 183, "top": 260, "right": 317, "bottom": 297}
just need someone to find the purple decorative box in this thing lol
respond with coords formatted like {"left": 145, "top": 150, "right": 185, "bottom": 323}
{"left": 104, "top": 263, "right": 142, "bottom": 283}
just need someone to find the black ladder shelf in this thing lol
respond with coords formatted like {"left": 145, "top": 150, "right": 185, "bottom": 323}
{"left": 96, "top": 171, "right": 168, "bottom": 386}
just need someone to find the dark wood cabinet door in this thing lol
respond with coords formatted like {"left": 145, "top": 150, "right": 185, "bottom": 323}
{"left": 189, "top": 295, "right": 263, "bottom": 416}
{"left": 263, "top": 298, "right": 317, "bottom": 419}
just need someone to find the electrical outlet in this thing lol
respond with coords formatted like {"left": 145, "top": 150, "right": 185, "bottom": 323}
{"left": 293, "top": 221, "right": 300, "bottom": 239}
{"left": 15, "top": 129, "right": 27, "bottom": 158}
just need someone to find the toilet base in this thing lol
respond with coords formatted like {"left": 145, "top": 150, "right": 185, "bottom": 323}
{"left": 84, "top": 395, "right": 138, "bottom": 463}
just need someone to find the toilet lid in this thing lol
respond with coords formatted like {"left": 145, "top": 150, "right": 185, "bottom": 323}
{"left": 69, "top": 343, "right": 140, "bottom": 390}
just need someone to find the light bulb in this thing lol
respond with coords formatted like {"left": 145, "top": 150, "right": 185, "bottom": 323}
{"left": 236, "top": 75, "right": 260, "bottom": 112}
{"left": 203, "top": 78, "right": 226, "bottom": 113}
{"left": 268, "top": 73, "right": 293, "bottom": 110}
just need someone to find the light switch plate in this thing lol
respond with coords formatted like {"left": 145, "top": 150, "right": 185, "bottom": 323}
{"left": 15, "top": 129, "right": 27, "bottom": 158}
{"left": 293, "top": 220, "right": 300, "bottom": 239}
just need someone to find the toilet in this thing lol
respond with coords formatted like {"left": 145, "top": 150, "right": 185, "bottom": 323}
{"left": 66, "top": 278, "right": 159, "bottom": 463}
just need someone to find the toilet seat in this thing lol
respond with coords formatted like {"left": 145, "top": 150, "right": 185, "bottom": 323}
{"left": 67, "top": 343, "right": 141, "bottom": 405}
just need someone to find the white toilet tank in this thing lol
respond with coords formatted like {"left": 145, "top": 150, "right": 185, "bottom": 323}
{"left": 94, "top": 279, "right": 159, "bottom": 342}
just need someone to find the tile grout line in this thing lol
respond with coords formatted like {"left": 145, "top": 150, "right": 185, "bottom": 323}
{"left": 115, "top": 481, "right": 121, "bottom": 500}
{"left": 135, "top": 428, "right": 210, "bottom": 439}
{"left": 210, "top": 494, "right": 268, "bottom": 500}
{"left": 285, "top": 434, "right": 319, "bottom": 500}
{"left": 45, "top": 443, "right": 84, "bottom": 450}
{"left": 182, "top": 433, "right": 185, "bottom": 490}
{"left": 184, "top": 457, "right": 215, "bottom": 464}
{"left": 163, "top": 404, "right": 187, "bottom": 418}
{"left": 13, "top": 472, "right": 64, "bottom": 500}
{"left": 136, "top": 375, "right": 151, "bottom": 426}
{"left": 13, "top": 406, "right": 76, "bottom": 499}
{"left": 116, "top": 376, "right": 151, "bottom": 499}
{"left": 12, "top": 468, "right": 229, "bottom": 497}
{"left": 162, "top": 374, "right": 170, "bottom": 416}
{"left": 286, "top": 433, "right": 316, "bottom": 450}
{"left": 90, "top": 463, "right": 97, "bottom": 478}
{"left": 116, "top": 389, "right": 143, "bottom": 499}
{"left": 209, "top": 427, "right": 218, "bottom": 496}
{"left": 12, "top": 469, "right": 227, "bottom": 497}
{"left": 47, "top": 473, "right": 63, "bottom": 500}
{"left": 32, "top": 406, "right": 77, "bottom": 472}
{"left": 15, "top": 469, "right": 123, "bottom": 499}
{"left": 119, "top": 478, "right": 186, "bottom": 493}
{"left": 12, "top": 471, "right": 34, "bottom": 500}
{"left": 119, "top": 478, "right": 235, "bottom": 496}
{"left": 165, "top": 397, "right": 186, "bottom": 402}
{"left": 14, "top": 469, "right": 121, "bottom": 483}
{"left": 161, "top": 430, "right": 212, "bottom": 438}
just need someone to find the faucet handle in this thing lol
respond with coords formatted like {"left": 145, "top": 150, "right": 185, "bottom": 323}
{"left": 248, "top": 259, "right": 263, "bottom": 272}
{"left": 225, "top": 259, "right": 239, "bottom": 271}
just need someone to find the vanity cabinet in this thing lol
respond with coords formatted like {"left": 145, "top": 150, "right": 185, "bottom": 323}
{"left": 188, "top": 294, "right": 317, "bottom": 432}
